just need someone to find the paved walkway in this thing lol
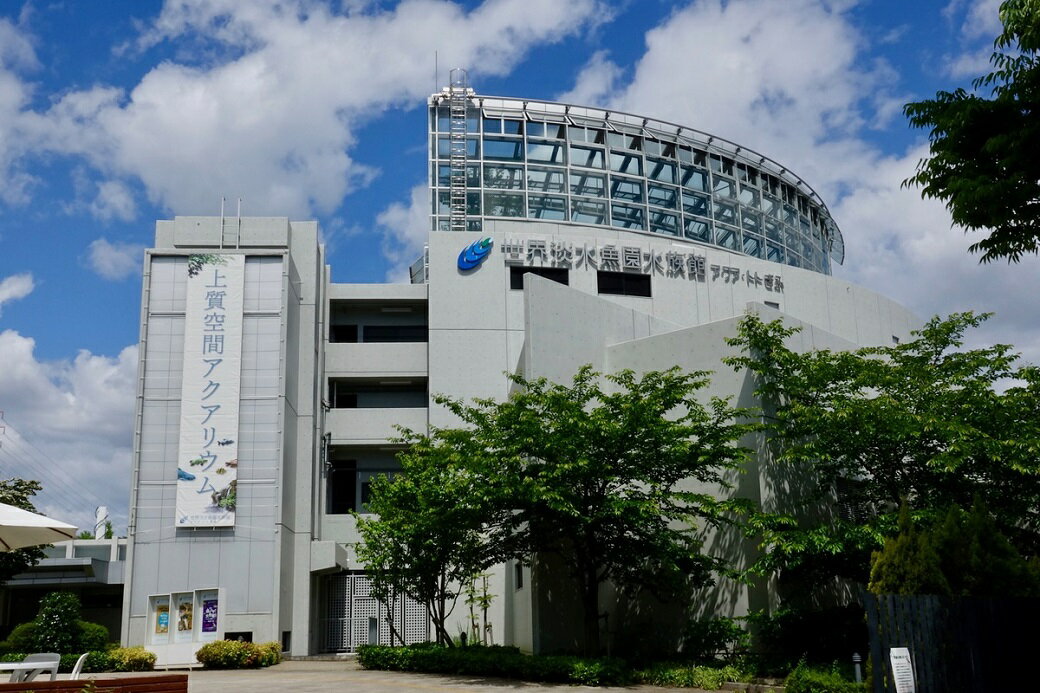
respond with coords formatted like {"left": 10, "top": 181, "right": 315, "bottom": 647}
{"left": 80, "top": 659, "right": 706, "bottom": 693}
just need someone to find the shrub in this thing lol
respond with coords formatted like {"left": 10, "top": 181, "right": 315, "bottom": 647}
{"left": 108, "top": 646, "right": 156, "bottom": 672}
{"left": 2, "top": 622, "right": 37, "bottom": 653}
{"left": 76, "top": 621, "right": 110, "bottom": 651}
{"left": 195, "top": 640, "right": 282, "bottom": 669}
{"left": 784, "top": 662, "right": 867, "bottom": 693}
{"left": 35, "top": 592, "right": 81, "bottom": 653}
{"left": 681, "top": 617, "right": 750, "bottom": 661}
{"left": 635, "top": 663, "right": 750, "bottom": 690}
{"left": 357, "top": 644, "right": 628, "bottom": 686}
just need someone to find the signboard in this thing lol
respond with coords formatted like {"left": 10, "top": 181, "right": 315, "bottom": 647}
{"left": 176, "top": 254, "right": 244, "bottom": 527}
{"left": 497, "top": 237, "right": 783, "bottom": 292}
{"left": 889, "top": 647, "right": 915, "bottom": 693}
{"left": 173, "top": 592, "right": 195, "bottom": 644}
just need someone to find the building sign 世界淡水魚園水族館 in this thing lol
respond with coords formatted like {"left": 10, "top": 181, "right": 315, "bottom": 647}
{"left": 497, "top": 237, "right": 784, "bottom": 293}
{"left": 175, "top": 254, "right": 244, "bottom": 527}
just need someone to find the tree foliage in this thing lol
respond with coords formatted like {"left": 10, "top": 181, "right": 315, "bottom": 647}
{"left": 439, "top": 366, "right": 755, "bottom": 656}
{"left": 904, "top": 0, "right": 1040, "bottom": 262}
{"left": 727, "top": 312, "right": 1040, "bottom": 582}
{"left": 354, "top": 427, "right": 494, "bottom": 646}
{"left": 357, "top": 366, "right": 755, "bottom": 656}
{"left": 0, "top": 478, "right": 47, "bottom": 585}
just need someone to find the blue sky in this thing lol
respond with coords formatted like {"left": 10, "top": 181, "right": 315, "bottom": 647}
{"left": 0, "top": 0, "right": 1036, "bottom": 532}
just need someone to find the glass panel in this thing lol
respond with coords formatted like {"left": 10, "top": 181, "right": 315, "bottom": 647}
{"left": 569, "top": 144, "right": 605, "bottom": 169}
{"left": 527, "top": 167, "right": 566, "bottom": 193}
{"left": 739, "top": 187, "right": 760, "bottom": 208}
{"left": 743, "top": 233, "right": 764, "bottom": 258}
{"left": 571, "top": 199, "right": 607, "bottom": 225}
{"left": 484, "top": 164, "right": 524, "bottom": 189}
{"left": 680, "top": 166, "right": 709, "bottom": 192}
{"left": 436, "top": 191, "right": 449, "bottom": 215}
{"left": 610, "top": 151, "right": 643, "bottom": 176}
{"left": 527, "top": 122, "right": 545, "bottom": 138}
{"left": 678, "top": 146, "right": 693, "bottom": 164}
{"left": 648, "top": 183, "right": 678, "bottom": 209}
{"left": 528, "top": 141, "right": 566, "bottom": 164}
{"left": 713, "top": 176, "right": 735, "bottom": 199}
{"left": 767, "top": 242, "right": 784, "bottom": 263}
{"left": 570, "top": 171, "right": 606, "bottom": 197}
{"left": 785, "top": 227, "right": 800, "bottom": 250}
{"left": 467, "top": 192, "right": 480, "bottom": 215}
{"left": 467, "top": 110, "right": 480, "bottom": 133}
{"left": 716, "top": 200, "right": 737, "bottom": 225}
{"left": 436, "top": 108, "right": 449, "bottom": 132}
{"left": 684, "top": 218, "right": 712, "bottom": 243}
{"left": 483, "top": 117, "right": 501, "bottom": 133}
{"left": 762, "top": 194, "right": 781, "bottom": 218}
{"left": 783, "top": 204, "right": 798, "bottom": 225}
{"left": 648, "top": 159, "right": 677, "bottom": 184}
{"left": 611, "top": 203, "right": 646, "bottom": 230}
{"left": 437, "top": 137, "right": 479, "bottom": 158}
{"left": 682, "top": 191, "right": 711, "bottom": 218}
{"left": 610, "top": 176, "right": 645, "bottom": 203}
{"left": 503, "top": 119, "right": 523, "bottom": 135}
{"left": 787, "top": 252, "right": 802, "bottom": 268}
{"left": 716, "top": 225, "right": 739, "bottom": 250}
{"left": 650, "top": 211, "right": 679, "bottom": 236}
{"left": 436, "top": 217, "right": 450, "bottom": 231}
{"left": 568, "top": 126, "right": 603, "bottom": 143}
{"left": 484, "top": 191, "right": 525, "bottom": 217}
{"left": 437, "top": 164, "right": 479, "bottom": 187}
{"left": 741, "top": 210, "right": 761, "bottom": 234}
{"left": 467, "top": 218, "right": 483, "bottom": 232}
{"left": 607, "top": 131, "right": 641, "bottom": 150}
{"left": 484, "top": 137, "right": 524, "bottom": 161}
{"left": 528, "top": 194, "right": 567, "bottom": 220}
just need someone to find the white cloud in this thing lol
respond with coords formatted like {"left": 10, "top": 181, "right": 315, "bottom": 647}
{"left": 0, "top": 272, "right": 34, "bottom": 315}
{"left": 377, "top": 183, "right": 429, "bottom": 282}
{"left": 5, "top": 0, "right": 605, "bottom": 219}
{"left": 87, "top": 238, "right": 146, "bottom": 280}
{"left": 559, "top": 0, "right": 1040, "bottom": 364}
{"left": 90, "top": 180, "right": 138, "bottom": 222}
{"left": 555, "top": 50, "right": 624, "bottom": 106}
{"left": 0, "top": 330, "right": 137, "bottom": 533}
{"left": 0, "top": 18, "right": 39, "bottom": 205}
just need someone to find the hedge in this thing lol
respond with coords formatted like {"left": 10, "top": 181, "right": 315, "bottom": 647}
{"left": 194, "top": 641, "right": 282, "bottom": 669}
{"left": 358, "top": 644, "right": 753, "bottom": 688}
{"left": 784, "top": 662, "right": 868, "bottom": 693}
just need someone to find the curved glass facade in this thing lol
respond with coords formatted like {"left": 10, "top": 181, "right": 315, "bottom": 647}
{"left": 428, "top": 93, "right": 845, "bottom": 276}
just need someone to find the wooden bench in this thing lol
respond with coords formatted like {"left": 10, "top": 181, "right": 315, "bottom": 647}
{"left": 0, "top": 674, "right": 188, "bottom": 692}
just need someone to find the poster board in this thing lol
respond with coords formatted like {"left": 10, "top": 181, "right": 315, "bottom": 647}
{"left": 146, "top": 587, "right": 224, "bottom": 667}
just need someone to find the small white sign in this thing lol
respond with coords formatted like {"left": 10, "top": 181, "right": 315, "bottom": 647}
{"left": 889, "top": 647, "right": 916, "bottom": 693}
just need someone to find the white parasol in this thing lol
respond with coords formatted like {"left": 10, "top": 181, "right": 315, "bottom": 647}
{"left": 0, "top": 502, "right": 77, "bottom": 551}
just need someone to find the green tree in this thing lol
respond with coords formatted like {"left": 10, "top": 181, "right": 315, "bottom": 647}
{"left": 441, "top": 366, "right": 755, "bottom": 656}
{"left": 727, "top": 312, "right": 1040, "bottom": 582}
{"left": 354, "top": 428, "right": 494, "bottom": 646}
{"left": 0, "top": 478, "right": 47, "bottom": 585}
{"left": 868, "top": 504, "right": 949, "bottom": 595}
{"left": 904, "top": 0, "right": 1040, "bottom": 262}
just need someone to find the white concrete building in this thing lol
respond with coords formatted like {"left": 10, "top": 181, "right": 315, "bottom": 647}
{"left": 121, "top": 82, "right": 917, "bottom": 659}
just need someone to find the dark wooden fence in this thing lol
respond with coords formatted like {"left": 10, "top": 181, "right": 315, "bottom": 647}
{"left": 863, "top": 593, "right": 1039, "bottom": 692}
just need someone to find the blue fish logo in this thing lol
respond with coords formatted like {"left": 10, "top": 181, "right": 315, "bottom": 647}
{"left": 457, "top": 237, "right": 494, "bottom": 271}
{"left": 177, "top": 468, "right": 196, "bottom": 481}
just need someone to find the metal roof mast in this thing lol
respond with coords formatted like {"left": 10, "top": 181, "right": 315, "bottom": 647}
{"left": 448, "top": 68, "right": 470, "bottom": 233}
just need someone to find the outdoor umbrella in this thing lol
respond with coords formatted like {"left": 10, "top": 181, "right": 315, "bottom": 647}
{"left": 0, "top": 502, "right": 77, "bottom": 551}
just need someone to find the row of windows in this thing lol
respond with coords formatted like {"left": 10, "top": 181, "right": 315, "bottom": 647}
{"left": 509, "top": 266, "right": 652, "bottom": 298}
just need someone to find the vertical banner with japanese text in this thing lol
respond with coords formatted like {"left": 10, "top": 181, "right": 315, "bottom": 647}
{"left": 176, "top": 254, "right": 244, "bottom": 527}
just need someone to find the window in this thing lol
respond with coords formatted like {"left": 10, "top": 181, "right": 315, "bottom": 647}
{"left": 684, "top": 218, "right": 712, "bottom": 243}
{"left": 650, "top": 211, "right": 679, "bottom": 236}
{"left": 598, "top": 270, "right": 651, "bottom": 297}
{"left": 527, "top": 167, "right": 565, "bottom": 193}
{"left": 514, "top": 562, "right": 524, "bottom": 590}
{"left": 610, "top": 203, "right": 645, "bottom": 230}
{"left": 510, "top": 266, "right": 569, "bottom": 289}
{"left": 647, "top": 159, "right": 677, "bottom": 184}
{"left": 569, "top": 144, "right": 605, "bottom": 169}
{"left": 326, "top": 458, "right": 357, "bottom": 514}
{"left": 570, "top": 171, "right": 605, "bottom": 197}
{"left": 484, "top": 164, "right": 524, "bottom": 189}
{"left": 610, "top": 177, "right": 644, "bottom": 203}
{"left": 528, "top": 195, "right": 567, "bottom": 220}
{"left": 483, "top": 137, "right": 524, "bottom": 161}
{"left": 484, "top": 191, "right": 525, "bottom": 217}
{"left": 765, "top": 301, "right": 780, "bottom": 309}
{"left": 609, "top": 151, "right": 643, "bottom": 176}
{"left": 682, "top": 191, "right": 711, "bottom": 218}
{"left": 648, "top": 183, "right": 678, "bottom": 209}
{"left": 571, "top": 199, "right": 607, "bottom": 225}
{"left": 527, "top": 141, "right": 565, "bottom": 165}
{"left": 360, "top": 324, "right": 427, "bottom": 342}
{"left": 330, "top": 324, "right": 358, "bottom": 343}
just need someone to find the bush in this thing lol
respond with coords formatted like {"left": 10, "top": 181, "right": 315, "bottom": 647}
{"left": 635, "top": 663, "right": 750, "bottom": 690}
{"left": 108, "top": 646, "right": 156, "bottom": 672}
{"left": 357, "top": 644, "right": 629, "bottom": 686}
{"left": 2, "top": 622, "right": 37, "bottom": 653}
{"left": 195, "top": 640, "right": 282, "bottom": 669}
{"left": 35, "top": 592, "right": 81, "bottom": 653}
{"left": 681, "top": 617, "right": 750, "bottom": 661}
{"left": 785, "top": 662, "right": 867, "bottom": 693}
{"left": 76, "top": 621, "right": 110, "bottom": 651}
